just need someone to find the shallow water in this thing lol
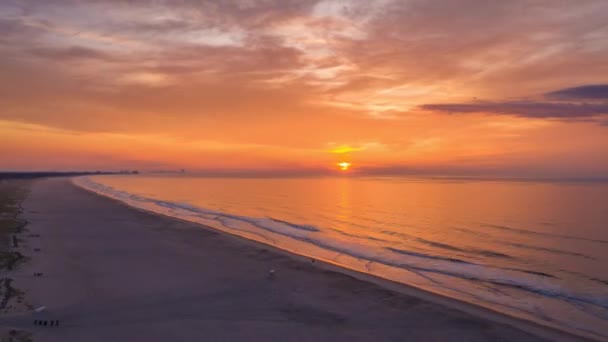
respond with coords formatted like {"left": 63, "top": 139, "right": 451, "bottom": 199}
{"left": 75, "top": 175, "right": 608, "bottom": 339}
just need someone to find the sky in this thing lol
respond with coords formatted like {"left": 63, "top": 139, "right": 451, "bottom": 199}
{"left": 1, "top": 0, "right": 607, "bottom": 177}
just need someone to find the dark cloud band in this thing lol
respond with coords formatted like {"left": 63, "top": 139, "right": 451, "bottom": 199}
{"left": 420, "top": 101, "right": 608, "bottom": 119}
{"left": 545, "top": 84, "right": 608, "bottom": 101}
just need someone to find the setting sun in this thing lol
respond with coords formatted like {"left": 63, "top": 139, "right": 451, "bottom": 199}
{"left": 337, "top": 162, "right": 352, "bottom": 171}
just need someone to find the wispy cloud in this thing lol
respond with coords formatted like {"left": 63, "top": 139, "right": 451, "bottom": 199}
{"left": 27, "top": 45, "right": 118, "bottom": 61}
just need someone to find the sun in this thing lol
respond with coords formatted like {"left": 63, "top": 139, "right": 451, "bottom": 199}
{"left": 337, "top": 162, "right": 351, "bottom": 171}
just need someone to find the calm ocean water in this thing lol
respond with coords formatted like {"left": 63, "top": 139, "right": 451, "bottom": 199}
{"left": 75, "top": 175, "right": 608, "bottom": 339}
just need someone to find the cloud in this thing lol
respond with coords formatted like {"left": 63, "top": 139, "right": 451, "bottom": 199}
{"left": 420, "top": 101, "right": 608, "bottom": 119}
{"left": 28, "top": 46, "right": 117, "bottom": 61}
{"left": 421, "top": 83, "right": 608, "bottom": 123}
{"left": 545, "top": 84, "right": 608, "bottom": 101}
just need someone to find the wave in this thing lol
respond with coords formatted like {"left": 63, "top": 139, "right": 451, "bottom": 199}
{"left": 504, "top": 268, "right": 556, "bottom": 279}
{"left": 415, "top": 238, "right": 515, "bottom": 260}
{"left": 481, "top": 223, "right": 608, "bottom": 245}
{"left": 385, "top": 264, "right": 608, "bottom": 312}
{"left": 505, "top": 242, "right": 595, "bottom": 260}
{"left": 268, "top": 218, "right": 320, "bottom": 232}
{"left": 387, "top": 247, "right": 473, "bottom": 264}
{"left": 415, "top": 238, "right": 464, "bottom": 252}
{"left": 591, "top": 278, "right": 608, "bottom": 286}
{"left": 473, "top": 250, "right": 514, "bottom": 259}
{"left": 326, "top": 227, "right": 393, "bottom": 243}
{"left": 452, "top": 227, "right": 492, "bottom": 238}
{"left": 379, "top": 230, "right": 415, "bottom": 240}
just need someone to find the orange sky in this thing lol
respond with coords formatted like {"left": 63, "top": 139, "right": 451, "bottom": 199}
{"left": 1, "top": 1, "right": 607, "bottom": 177}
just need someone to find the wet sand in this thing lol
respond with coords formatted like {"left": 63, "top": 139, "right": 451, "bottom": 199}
{"left": 0, "top": 178, "right": 592, "bottom": 341}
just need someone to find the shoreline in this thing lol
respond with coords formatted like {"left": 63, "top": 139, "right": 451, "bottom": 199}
{"left": 0, "top": 177, "right": 593, "bottom": 341}
{"left": 72, "top": 177, "right": 596, "bottom": 342}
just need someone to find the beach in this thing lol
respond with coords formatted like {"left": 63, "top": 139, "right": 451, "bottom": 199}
{"left": 0, "top": 178, "right": 594, "bottom": 341}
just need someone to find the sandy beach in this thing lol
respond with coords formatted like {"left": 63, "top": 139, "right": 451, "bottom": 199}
{"left": 0, "top": 178, "right": 594, "bottom": 341}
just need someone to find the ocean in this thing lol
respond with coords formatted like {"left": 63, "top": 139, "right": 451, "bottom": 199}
{"left": 74, "top": 175, "right": 608, "bottom": 339}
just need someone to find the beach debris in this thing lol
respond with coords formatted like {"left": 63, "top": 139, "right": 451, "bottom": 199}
{"left": 33, "top": 272, "right": 43, "bottom": 277}
{"left": 268, "top": 269, "right": 276, "bottom": 280}
{"left": 34, "top": 306, "right": 46, "bottom": 313}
